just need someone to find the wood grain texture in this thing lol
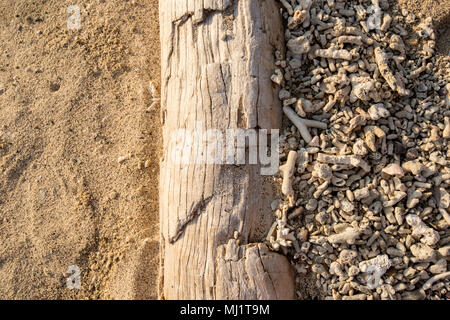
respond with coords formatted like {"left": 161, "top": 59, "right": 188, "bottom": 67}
{"left": 159, "top": 0, "right": 294, "bottom": 299}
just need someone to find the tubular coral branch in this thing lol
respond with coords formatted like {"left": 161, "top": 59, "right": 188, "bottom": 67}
{"left": 280, "top": 150, "right": 297, "bottom": 199}
{"left": 315, "top": 48, "right": 353, "bottom": 60}
{"left": 422, "top": 271, "right": 450, "bottom": 291}
{"left": 374, "top": 47, "right": 410, "bottom": 96}
{"left": 283, "top": 106, "right": 327, "bottom": 143}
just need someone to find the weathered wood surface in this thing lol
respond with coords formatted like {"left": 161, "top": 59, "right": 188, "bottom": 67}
{"left": 159, "top": 0, "right": 295, "bottom": 299}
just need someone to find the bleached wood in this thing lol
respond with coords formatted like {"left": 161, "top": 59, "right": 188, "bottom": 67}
{"left": 159, "top": 0, "right": 294, "bottom": 299}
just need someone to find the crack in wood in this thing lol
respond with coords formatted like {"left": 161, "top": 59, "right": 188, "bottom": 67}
{"left": 169, "top": 195, "right": 215, "bottom": 244}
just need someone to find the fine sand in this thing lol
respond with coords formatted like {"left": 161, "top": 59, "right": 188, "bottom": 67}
{"left": 0, "top": 0, "right": 161, "bottom": 299}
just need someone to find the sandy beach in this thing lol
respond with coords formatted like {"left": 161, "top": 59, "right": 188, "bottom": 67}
{"left": 0, "top": 0, "right": 161, "bottom": 299}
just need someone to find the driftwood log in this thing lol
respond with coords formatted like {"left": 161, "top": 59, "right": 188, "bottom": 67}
{"left": 159, "top": 0, "right": 295, "bottom": 299}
